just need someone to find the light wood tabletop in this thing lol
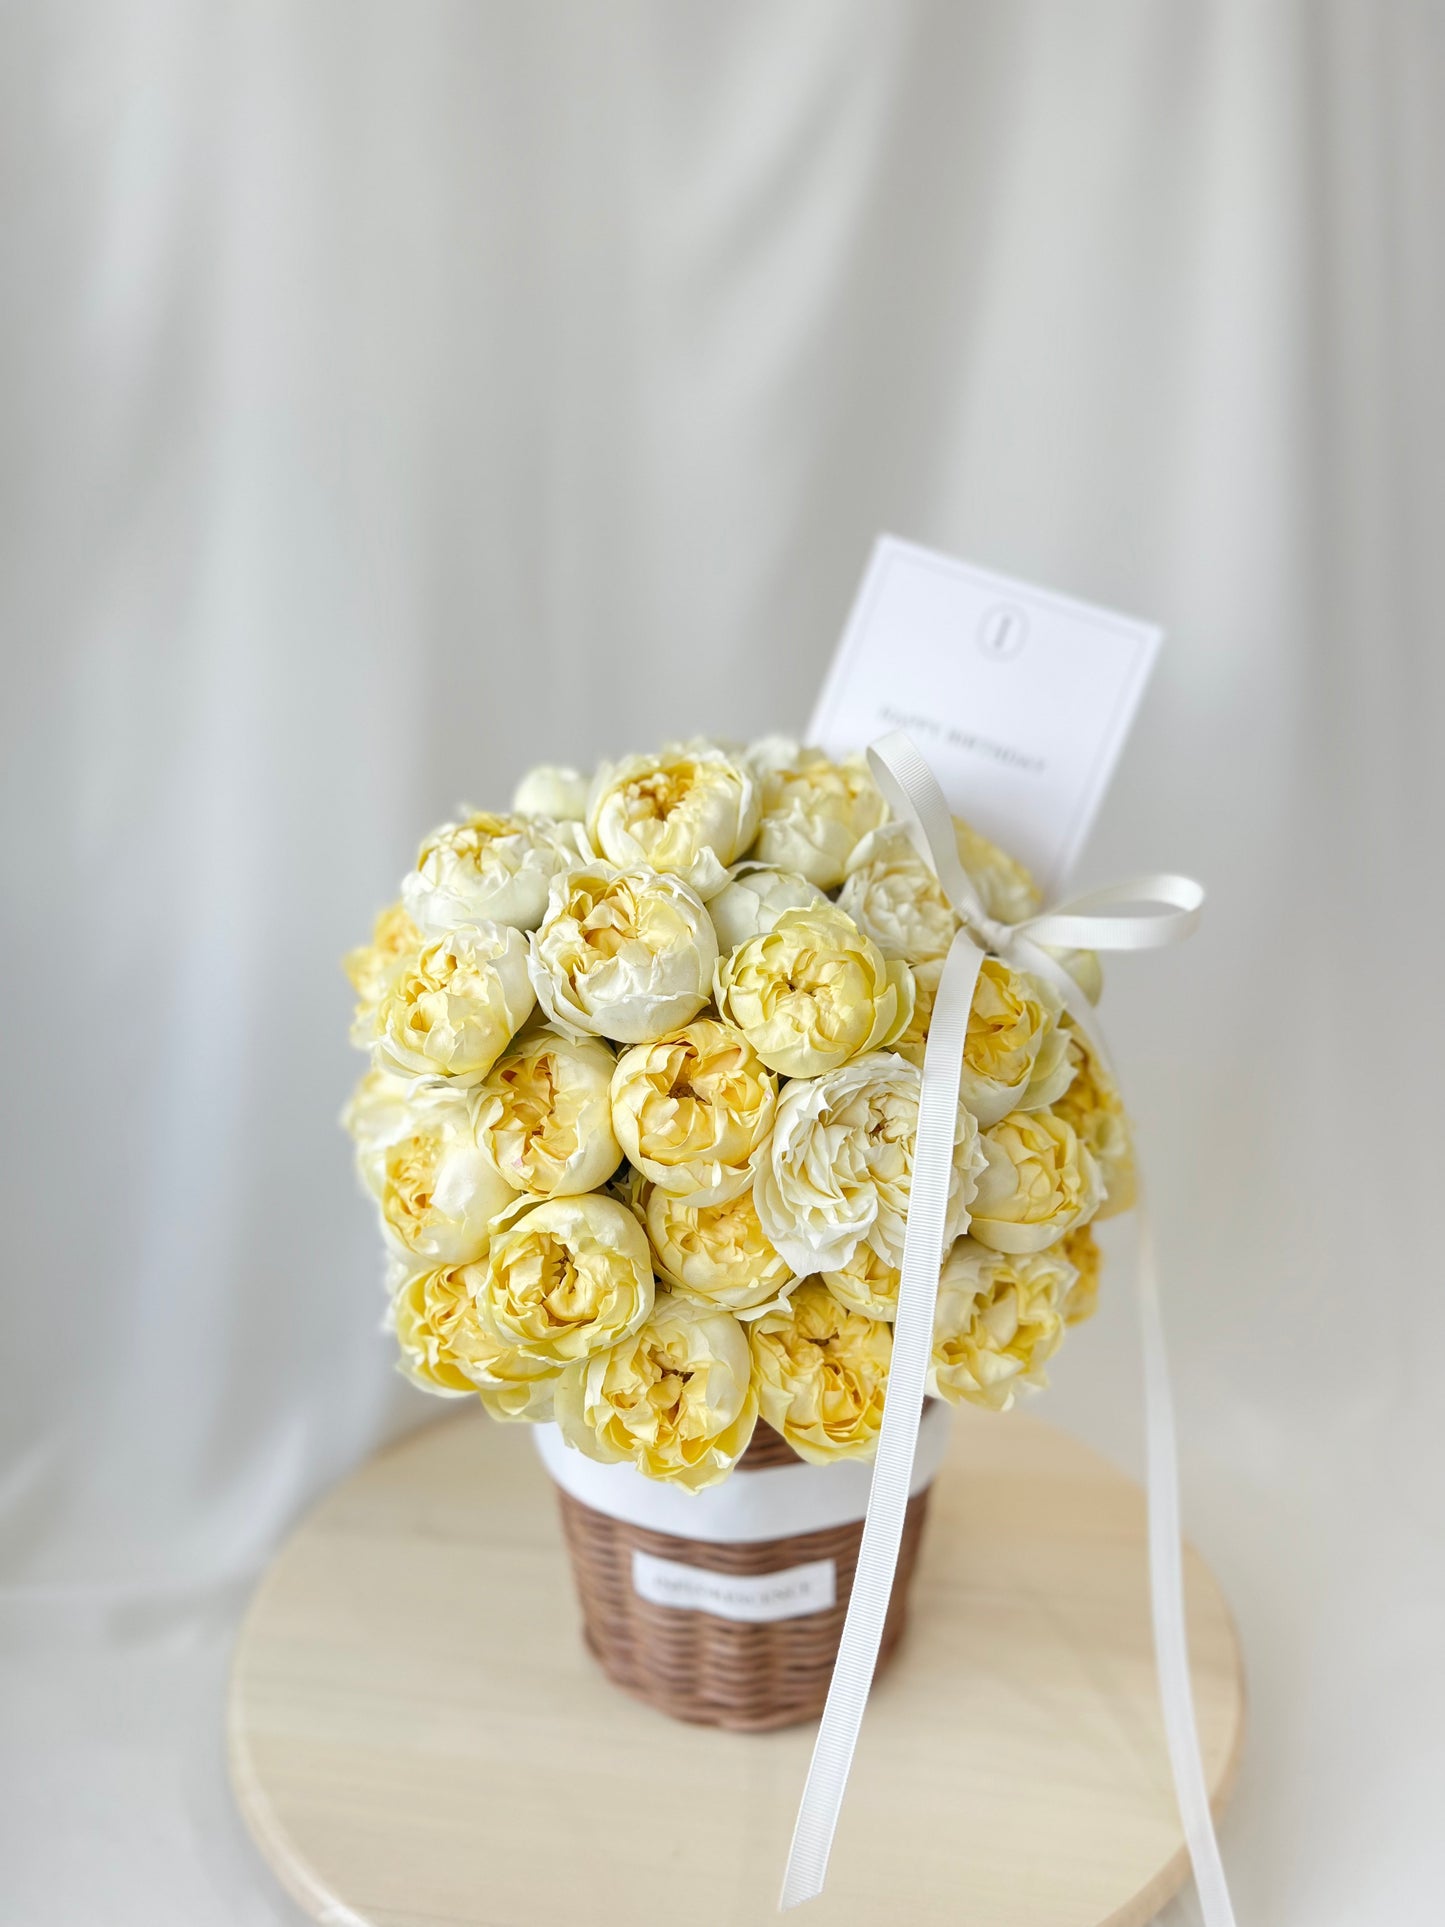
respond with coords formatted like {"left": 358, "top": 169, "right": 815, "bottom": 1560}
{"left": 229, "top": 1404, "right": 1244, "bottom": 1927}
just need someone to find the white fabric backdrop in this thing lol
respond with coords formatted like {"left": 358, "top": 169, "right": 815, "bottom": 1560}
{"left": 2, "top": 2, "right": 1442, "bottom": 1922}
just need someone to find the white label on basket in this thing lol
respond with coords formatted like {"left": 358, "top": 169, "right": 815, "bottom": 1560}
{"left": 630, "top": 1550, "right": 836, "bottom": 1622}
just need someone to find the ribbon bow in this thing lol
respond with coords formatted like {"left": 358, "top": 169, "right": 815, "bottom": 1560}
{"left": 779, "top": 732, "right": 1235, "bottom": 1927}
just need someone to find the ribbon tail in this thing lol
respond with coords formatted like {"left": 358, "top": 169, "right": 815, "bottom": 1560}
{"left": 778, "top": 927, "right": 984, "bottom": 1910}
{"left": 1136, "top": 1190, "right": 1239, "bottom": 1926}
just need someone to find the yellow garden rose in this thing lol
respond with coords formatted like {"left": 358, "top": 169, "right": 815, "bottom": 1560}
{"left": 554, "top": 1292, "right": 758, "bottom": 1489}
{"left": 955, "top": 817, "right": 1042, "bottom": 924}
{"left": 1045, "top": 947, "right": 1104, "bottom": 1004}
{"left": 586, "top": 741, "right": 760, "bottom": 898}
{"left": 609, "top": 1019, "right": 776, "bottom": 1204}
{"left": 369, "top": 1082, "right": 514, "bottom": 1267}
{"left": 713, "top": 904, "right": 914, "bottom": 1078}
{"left": 969, "top": 1108, "right": 1102, "bottom": 1253}
{"left": 479, "top": 1194, "right": 654, "bottom": 1369}
{"left": 528, "top": 863, "right": 717, "bottom": 1044}
{"left": 749, "top": 1280, "right": 892, "bottom": 1463}
{"left": 512, "top": 764, "right": 589, "bottom": 822}
{"left": 1058, "top": 1223, "right": 1102, "bottom": 1324}
{"left": 749, "top": 744, "right": 888, "bottom": 888}
{"left": 388, "top": 1260, "right": 557, "bottom": 1420}
{"left": 402, "top": 811, "right": 581, "bottom": 935}
{"left": 371, "top": 923, "right": 535, "bottom": 1084}
{"left": 822, "top": 1241, "right": 902, "bottom": 1321}
{"left": 473, "top": 1025, "right": 622, "bottom": 1197}
{"left": 753, "top": 1051, "right": 984, "bottom": 1274}
{"left": 344, "top": 901, "right": 421, "bottom": 1036}
{"left": 928, "top": 1238, "right": 1069, "bottom": 1412}
{"left": 836, "top": 824, "right": 958, "bottom": 963}
{"left": 893, "top": 957, "right": 943, "bottom": 1070}
{"left": 1052, "top": 1032, "right": 1137, "bottom": 1218}
{"left": 342, "top": 1065, "right": 418, "bottom": 1182}
{"left": 707, "top": 862, "right": 828, "bottom": 955}
{"left": 957, "top": 958, "right": 1074, "bottom": 1127}
{"left": 633, "top": 1178, "right": 793, "bottom": 1313}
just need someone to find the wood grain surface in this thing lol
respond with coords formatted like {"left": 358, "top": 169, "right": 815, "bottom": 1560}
{"left": 229, "top": 1405, "right": 1244, "bottom": 1927}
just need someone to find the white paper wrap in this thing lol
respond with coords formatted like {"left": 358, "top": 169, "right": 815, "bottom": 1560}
{"left": 534, "top": 1401, "right": 951, "bottom": 1545}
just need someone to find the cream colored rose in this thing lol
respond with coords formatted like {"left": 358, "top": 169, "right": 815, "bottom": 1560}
{"left": 749, "top": 1280, "right": 892, "bottom": 1463}
{"left": 1058, "top": 1223, "right": 1101, "bottom": 1324}
{"left": 633, "top": 1179, "right": 793, "bottom": 1313}
{"left": 836, "top": 824, "right": 958, "bottom": 963}
{"left": 750, "top": 746, "right": 888, "bottom": 888}
{"left": 342, "top": 1065, "right": 419, "bottom": 1189}
{"left": 969, "top": 1108, "right": 1102, "bottom": 1253}
{"left": 713, "top": 905, "right": 914, "bottom": 1079}
{"left": 402, "top": 811, "right": 581, "bottom": 935}
{"left": 585, "top": 742, "right": 760, "bottom": 898}
{"left": 892, "top": 957, "right": 943, "bottom": 1070}
{"left": 956, "top": 958, "right": 1074, "bottom": 1127}
{"left": 371, "top": 922, "right": 535, "bottom": 1084}
{"left": 554, "top": 1292, "right": 758, "bottom": 1489}
{"left": 753, "top": 1051, "right": 984, "bottom": 1274}
{"left": 528, "top": 863, "right": 718, "bottom": 1045}
{"left": 512, "top": 764, "right": 589, "bottom": 822}
{"left": 1052, "top": 1033, "right": 1136, "bottom": 1218}
{"left": 609, "top": 1019, "right": 776, "bottom": 1205}
{"left": 822, "top": 1242, "right": 902, "bottom": 1321}
{"left": 344, "top": 901, "right": 421, "bottom": 1040}
{"left": 928, "top": 1238, "right": 1069, "bottom": 1412}
{"left": 473, "top": 1026, "right": 622, "bottom": 1197}
{"left": 1044, "top": 947, "right": 1104, "bottom": 1004}
{"left": 479, "top": 1194, "right": 654, "bottom": 1368}
{"left": 707, "top": 863, "right": 828, "bottom": 954}
{"left": 388, "top": 1260, "right": 558, "bottom": 1420}
{"left": 370, "top": 1082, "right": 514, "bottom": 1267}
{"left": 955, "top": 817, "right": 1042, "bottom": 924}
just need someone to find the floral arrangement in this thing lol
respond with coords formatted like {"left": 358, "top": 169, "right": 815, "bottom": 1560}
{"left": 342, "top": 740, "right": 1132, "bottom": 1491}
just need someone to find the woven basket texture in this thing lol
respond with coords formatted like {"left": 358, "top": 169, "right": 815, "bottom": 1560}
{"left": 555, "top": 1418, "right": 933, "bottom": 1731}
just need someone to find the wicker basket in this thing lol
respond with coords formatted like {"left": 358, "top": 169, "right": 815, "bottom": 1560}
{"left": 550, "top": 1419, "right": 935, "bottom": 1732}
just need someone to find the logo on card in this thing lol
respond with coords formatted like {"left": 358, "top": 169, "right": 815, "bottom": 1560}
{"left": 977, "top": 603, "right": 1029, "bottom": 661}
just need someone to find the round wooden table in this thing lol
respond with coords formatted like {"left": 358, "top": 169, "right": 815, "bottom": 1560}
{"left": 229, "top": 1406, "right": 1244, "bottom": 1927}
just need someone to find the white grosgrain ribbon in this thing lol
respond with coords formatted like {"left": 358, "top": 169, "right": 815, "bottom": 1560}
{"left": 780, "top": 732, "right": 1234, "bottom": 1926}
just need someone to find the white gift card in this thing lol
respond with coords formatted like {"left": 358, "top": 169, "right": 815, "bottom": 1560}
{"left": 808, "top": 537, "right": 1162, "bottom": 895}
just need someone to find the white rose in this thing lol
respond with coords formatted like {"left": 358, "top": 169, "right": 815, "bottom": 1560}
{"left": 368, "top": 1080, "right": 514, "bottom": 1267}
{"left": 472, "top": 1025, "right": 622, "bottom": 1197}
{"left": 753, "top": 1051, "right": 985, "bottom": 1275}
{"left": 342, "top": 1066, "right": 420, "bottom": 1192}
{"left": 742, "top": 734, "right": 809, "bottom": 780}
{"left": 372, "top": 922, "right": 535, "bottom": 1085}
{"left": 585, "top": 740, "right": 760, "bottom": 898}
{"left": 836, "top": 824, "right": 959, "bottom": 962}
{"left": 402, "top": 811, "right": 582, "bottom": 935}
{"left": 750, "top": 745, "right": 888, "bottom": 889}
{"left": 707, "top": 862, "right": 828, "bottom": 955}
{"left": 511, "top": 764, "right": 589, "bottom": 822}
{"left": 528, "top": 863, "right": 718, "bottom": 1045}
